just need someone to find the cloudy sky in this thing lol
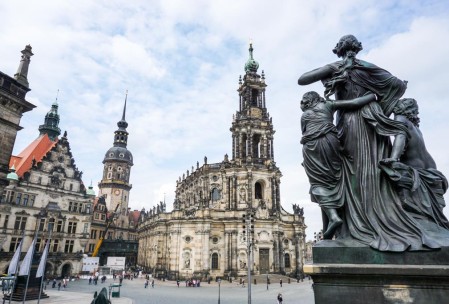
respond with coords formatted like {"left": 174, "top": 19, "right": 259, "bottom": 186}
{"left": 1, "top": 0, "right": 449, "bottom": 240}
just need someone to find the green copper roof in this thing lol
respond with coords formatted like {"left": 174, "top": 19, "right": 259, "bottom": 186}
{"left": 7, "top": 165, "right": 19, "bottom": 181}
{"left": 244, "top": 43, "right": 259, "bottom": 73}
{"left": 86, "top": 182, "right": 96, "bottom": 196}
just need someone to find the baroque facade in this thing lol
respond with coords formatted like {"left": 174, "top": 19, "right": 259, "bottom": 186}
{"left": 137, "top": 45, "right": 306, "bottom": 280}
{"left": 86, "top": 97, "right": 139, "bottom": 267}
{"left": 0, "top": 101, "right": 94, "bottom": 278}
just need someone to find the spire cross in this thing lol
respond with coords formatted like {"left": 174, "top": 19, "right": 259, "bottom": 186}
{"left": 249, "top": 39, "right": 254, "bottom": 59}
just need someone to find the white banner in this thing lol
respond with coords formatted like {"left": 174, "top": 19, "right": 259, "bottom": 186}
{"left": 36, "top": 240, "right": 49, "bottom": 278}
{"left": 7, "top": 239, "right": 23, "bottom": 275}
{"left": 18, "top": 237, "right": 36, "bottom": 276}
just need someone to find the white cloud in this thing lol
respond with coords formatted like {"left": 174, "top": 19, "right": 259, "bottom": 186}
{"left": 2, "top": 0, "right": 449, "bottom": 240}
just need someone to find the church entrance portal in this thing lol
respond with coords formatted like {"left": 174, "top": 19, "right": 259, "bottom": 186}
{"left": 259, "top": 248, "right": 269, "bottom": 274}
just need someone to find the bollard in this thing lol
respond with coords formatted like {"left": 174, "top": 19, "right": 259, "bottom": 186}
{"left": 288, "top": 278, "right": 290, "bottom": 284}
{"left": 254, "top": 279, "right": 256, "bottom": 285}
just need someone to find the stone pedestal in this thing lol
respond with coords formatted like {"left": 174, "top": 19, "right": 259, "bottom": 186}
{"left": 305, "top": 240, "right": 449, "bottom": 304}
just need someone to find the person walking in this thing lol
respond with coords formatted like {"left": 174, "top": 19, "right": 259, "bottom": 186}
{"left": 277, "top": 293, "right": 283, "bottom": 304}
{"left": 151, "top": 280, "right": 155, "bottom": 288}
{"left": 177, "top": 279, "right": 180, "bottom": 287}
{"left": 57, "top": 281, "right": 61, "bottom": 291}
{"left": 280, "top": 279, "right": 283, "bottom": 287}
{"left": 144, "top": 279, "right": 149, "bottom": 288}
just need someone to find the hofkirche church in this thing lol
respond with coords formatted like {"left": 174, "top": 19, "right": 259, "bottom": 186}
{"left": 137, "top": 45, "right": 307, "bottom": 280}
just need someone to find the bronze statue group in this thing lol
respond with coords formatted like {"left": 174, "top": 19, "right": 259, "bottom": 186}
{"left": 298, "top": 35, "right": 449, "bottom": 252}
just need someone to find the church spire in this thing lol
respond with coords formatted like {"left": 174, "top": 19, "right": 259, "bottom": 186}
{"left": 14, "top": 45, "right": 33, "bottom": 88}
{"left": 244, "top": 42, "right": 259, "bottom": 74}
{"left": 231, "top": 44, "right": 274, "bottom": 164}
{"left": 38, "top": 93, "right": 61, "bottom": 141}
{"left": 113, "top": 92, "right": 129, "bottom": 148}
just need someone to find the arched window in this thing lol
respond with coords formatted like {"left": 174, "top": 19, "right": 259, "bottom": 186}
{"left": 255, "top": 182, "right": 263, "bottom": 199}
{"left": 211, "top": 188, "right": 221, "bottom": 201}
{"left": 211, "top": 253, "right": 219, "bottom": 269}
{"left": 284, "top": 253, "right": 291, "bottom": 268}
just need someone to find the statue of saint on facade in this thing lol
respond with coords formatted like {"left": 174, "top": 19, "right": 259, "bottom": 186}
{"left": 298, "top": 34, "right": 449, "bottom": 251}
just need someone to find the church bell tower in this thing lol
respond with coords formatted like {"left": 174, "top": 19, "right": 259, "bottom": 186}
{"left": 98, "top": 94, "right": 133, "bottom": 213}
{"left": 231, "top": 43, "right": 276, "bottom": 166}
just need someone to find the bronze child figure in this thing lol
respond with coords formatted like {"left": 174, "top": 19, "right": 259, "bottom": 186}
{"left": 300, "top": 91, "right": 377, "bottom": 239}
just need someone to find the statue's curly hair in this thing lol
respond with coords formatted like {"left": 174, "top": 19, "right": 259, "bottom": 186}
{"left": 393, "top": 98, "right": 420, "bottom": 126}
{"left": 333, "top": 35, "right": 363, "bottom": 58}
{"left": 301, "top": 91, "right": 325, "bottom": 110}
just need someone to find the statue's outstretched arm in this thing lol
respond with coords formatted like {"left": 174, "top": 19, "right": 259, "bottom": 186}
{"left": 298, "top": 65, "right": 334, "bottom": 85}
{"left": 381, "top": 115, "right": 408, "bottom": 163}
{"left": 332, "top": 93, "right": 377, "bottom": 110}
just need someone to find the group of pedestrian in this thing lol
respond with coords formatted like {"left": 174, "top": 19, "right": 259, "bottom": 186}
{"left": 185, "top": 279, "right": 200, "bottom": 287}
{"left": 88, "top": 276, "right": 99, "bottom": 285}
{"left": 144, "top": 279, "right": 155, "bottom": 288}
{"left": 50, "top": 277, "right": 68, "bottom": 291}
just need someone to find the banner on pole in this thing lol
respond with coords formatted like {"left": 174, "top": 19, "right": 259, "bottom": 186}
{"left": 7, "top": 239, "right": 23, "bottom": 275}
{"left": 18, "top": 238, "right": 36, "bottom": 276}
{"left": 36, "top": 240, "right": 49, "bottom": 278}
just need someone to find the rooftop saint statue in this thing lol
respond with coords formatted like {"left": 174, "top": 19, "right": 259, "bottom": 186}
{"left": 298, "top": 35, "right": 449, "bottom": 251}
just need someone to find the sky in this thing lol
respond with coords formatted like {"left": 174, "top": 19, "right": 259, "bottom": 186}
{"left": 1, "top": 0, "right": 449, "bottom": 241}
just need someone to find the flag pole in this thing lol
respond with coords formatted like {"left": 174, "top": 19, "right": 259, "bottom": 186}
{"left": 8, "top": 230, "right": 25, "bottom": 304}
{"left": 22, "top": 229, "right": 38, "bottom": 304}
{"left": 37, "top": 231, "right": 51, "bottom": 304}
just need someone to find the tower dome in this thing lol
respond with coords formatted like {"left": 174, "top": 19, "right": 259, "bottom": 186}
{"left": 244, "top": 43, "right": 259, "bottom": 73}
{"left": 102, "top": 94, "right": 133, "bottom": 166}
{"left": 6, "top": 164, "right": 19, "bottom": 181}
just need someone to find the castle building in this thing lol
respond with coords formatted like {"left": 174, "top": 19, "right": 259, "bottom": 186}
{"left": 0, "top": 45, "right": 35, "bottom": 195}
{"left": 0, "top": 100, "right": 94, "bottom": 278}
{"left": 137, "top": 45, "right": 306, "bottom": 280}
{"left": 86, "top": 96, "right": 139, "bottom": 266}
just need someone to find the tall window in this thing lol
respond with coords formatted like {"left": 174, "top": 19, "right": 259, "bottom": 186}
{"left": 68, "top": 222, "right": 77, "bottom": 234}
{"left": 88, "top": 244, "right": 95, "bottom": 252}
{"left": 64, "top": 240, "right": 74, "bottom": 253}
{"left": 35, "top": 238, "right": 42, "bottom": 252}
{"left": 284, "top": 253, "right": 291, "bottom": 268}
{"left": 38, "top": 218, "right": 45, "bottom": 231}
{"left": 91, "top": 229, "right": 97, "bottom": 239}
{"left": 9, "top": 237, "right": 22, "bottom": 251}
{"left": 56, "top": 220, "right": 64, "bottom": 232}
{"left": 211, "top": 253, "right": 219, "bottom": 269}
{"left": 255, "top": 182, "right": 263, "bottom": 199}
{"left": 48, "top": 218, "right": 55, "bottom": 232}
{"left": 14, "top": 216, "right": 27, "bottom": 230}
{"left": 3, "top": 215, "right": 9, "bottom": 228}
{"left": 211, "top": 188, "right": 220, "bottom": 201}
{"left": 29, "top": 195, "right": 35, "bottom": 206}
{"left": 51, "top": 240, "right": 59, "bottom": 252}
{"left": 22, "top": 194, "right": 29, "bottom": 206}
{"left": 15, "top": 193, "right": 22, "bottom": 205}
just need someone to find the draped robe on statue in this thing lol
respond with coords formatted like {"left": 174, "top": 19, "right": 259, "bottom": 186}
{"left": 326, "top": 59, "right": 441, "bottom": 251}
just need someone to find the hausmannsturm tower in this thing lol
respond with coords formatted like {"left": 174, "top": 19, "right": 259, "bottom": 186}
{"left": 98, "top": 96, "right": 133, "bottom": 213}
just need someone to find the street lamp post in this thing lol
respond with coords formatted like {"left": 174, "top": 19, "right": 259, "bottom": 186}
{"left": 266, "top": 273, "right": 269, "bottom": 290}
{"left": 217, "top": 278, "right": 221, "bottom": 304}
